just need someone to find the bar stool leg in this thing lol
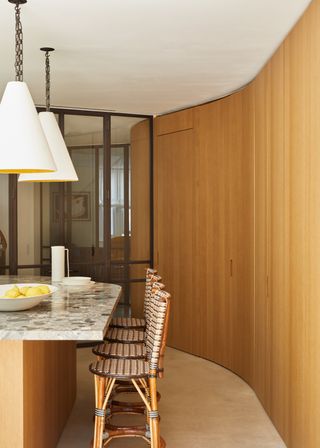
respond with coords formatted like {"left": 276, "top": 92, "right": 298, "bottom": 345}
{"left": 131, "top": 378, "right": 154, "bottom": 444}
{"left": 149, "top": 372, "right": 160, "bottom": 448}
{"left": 93, "top": 377, "right": 116, "bottom": 448}
{"left": 93, "top": 376, "right": 106, "bottom": 448}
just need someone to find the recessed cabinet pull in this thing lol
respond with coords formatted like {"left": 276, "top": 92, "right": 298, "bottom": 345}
{"left": 230, "top": 259, "right": 233, "bottom": 277}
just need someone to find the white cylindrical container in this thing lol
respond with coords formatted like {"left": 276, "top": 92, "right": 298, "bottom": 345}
{"left": 51, "top": 246, "right": 65, "bottom": 282}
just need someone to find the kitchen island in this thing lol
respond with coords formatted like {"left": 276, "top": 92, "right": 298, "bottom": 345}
{"left": 0, "top": 276, "right": 122, "bottom": 448}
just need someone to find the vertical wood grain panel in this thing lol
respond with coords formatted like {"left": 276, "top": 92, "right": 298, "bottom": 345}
{"left": 155, "top": 92, "right": 255, "bottom": 375}
{"left": 0, "top": 342, "right": 24, "bottom": 448}
{"left": 253, "top": 61, "right": 272, "bottom": 411}
{"left": 0, "top": 341, "right": 76, "bottom": 448}
{"left": 156, "top": 129, "right": 195, "bottom": 352}
{"left": 306, "top": 5, "right": 320, "bottom": 445}
{"left": 194, "top": 99, "right": 230, "bottom": 363}
{"left": 23, "top": 341, "right": 77, "bottom": 448}
{"left": 269, "top": 45, "right": 290, "bottom": 443}
{"left": 285, "top": 2, "right": 320, "bottom": 446}
{"left": 228, "top": 90, "right": 254, "bottom": 384}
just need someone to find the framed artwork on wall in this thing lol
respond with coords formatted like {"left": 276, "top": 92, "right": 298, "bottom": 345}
{"left": 52, "top": 192, "right": 91, "bottom": 222}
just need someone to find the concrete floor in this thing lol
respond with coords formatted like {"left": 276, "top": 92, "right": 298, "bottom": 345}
{"left": 57, "top": 347, "right": 286, "bottom": 447}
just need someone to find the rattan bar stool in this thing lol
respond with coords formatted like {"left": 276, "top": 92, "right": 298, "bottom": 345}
{"left": 93, "top": 282, "right": 165, "bottom": 423}
{"left": 110, "top": 268, "right": 157, "bottom": 330}
{"left": 89, "top": 288, "right": 171, "bottom": 448}
{"left": 105, "top": 275, "right": 162, "bottom": 344}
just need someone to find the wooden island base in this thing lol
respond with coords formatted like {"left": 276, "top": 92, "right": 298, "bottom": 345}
{"left": 0, "top": 341, "right": 76, "bottom": 448}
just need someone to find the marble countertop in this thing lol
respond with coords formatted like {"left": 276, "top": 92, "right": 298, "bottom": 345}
{"left": 0, "top": 276, "right": 122, "bottom": 341}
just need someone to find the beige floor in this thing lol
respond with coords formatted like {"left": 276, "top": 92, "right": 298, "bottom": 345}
{"left": 57, "top": 347, "right": 286, "bottom": 448}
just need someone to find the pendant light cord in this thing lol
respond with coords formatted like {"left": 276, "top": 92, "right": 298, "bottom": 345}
{"left": 14, "top": 3, "right": 23, "bottom": 82}
{"left": 45, "top": 51, "right": 51, "bottom": 111}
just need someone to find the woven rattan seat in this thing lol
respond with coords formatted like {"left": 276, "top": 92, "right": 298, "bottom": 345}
{"left": 90, "top": 358, "right": 149, "bottom": 379}
{"left": 93, "top": 342, "right": 146, "bottom": 359}
{"left": 110, "top": 316, "right": 146, "bottom": 329}
{"left": 106, "top": 328, "right": 145, "bottom": 344}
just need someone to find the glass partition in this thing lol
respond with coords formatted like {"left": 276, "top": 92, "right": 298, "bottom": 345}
{"left": 7, "top": 110, "right": 152, "bottom": 314}
{"left": 63, "top": 115, "right": 105, "bottom": 279}
{"left": 110, "top": 116, "right": 151, "bottom": 307}
{"left": 0, "top": 175, "right": 9, "bottom": 273}
{"left": 17, "top": 183, "right": 41, "bottom": 275}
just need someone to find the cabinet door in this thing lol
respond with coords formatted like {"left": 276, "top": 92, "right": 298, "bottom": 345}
{"left": 194, "top": 101, "right": 230, "bottom": 364}
{"left": 155, "top": 129, "right": 195, "bottom": 352}
{"left": 269, "top": 46, "right": 290, "bottom": 440}
{"left": 228, "top": 90, "right": 255, "bottom": 384}
{"left": 253, "top": 65, "right": 272, "bottom": 407}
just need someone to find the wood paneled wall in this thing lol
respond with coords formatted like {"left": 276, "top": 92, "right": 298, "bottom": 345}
{"left": 154, "top": 1, "right": 320, "bottom": 446}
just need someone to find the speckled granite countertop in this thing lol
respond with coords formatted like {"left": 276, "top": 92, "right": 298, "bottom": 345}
{"left": 0, "top": 276, "right": 122, "bottom": 341}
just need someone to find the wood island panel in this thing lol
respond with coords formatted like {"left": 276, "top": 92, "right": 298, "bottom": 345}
{"left": 0, "top": 341, "right": 76, "bottom": 448}
{"left": 0, "top": 342, "right": 24, "bottom": 448}
{"left": 23, "top": 341, "right": 76, "bottom": 448}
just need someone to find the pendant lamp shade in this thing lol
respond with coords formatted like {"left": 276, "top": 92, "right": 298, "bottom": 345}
{"left": 0, "top": 81, "right": 56, "bottom": 173}
{"left": 19, "top": 112, "right": 78, "bottom": 182}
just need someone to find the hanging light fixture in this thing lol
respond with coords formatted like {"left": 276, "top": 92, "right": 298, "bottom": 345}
{"left": 0, "top": 0, "right": 56, "bottom": 174}
{"left": 19, "top": 48, "right": 78, "bottom": 182}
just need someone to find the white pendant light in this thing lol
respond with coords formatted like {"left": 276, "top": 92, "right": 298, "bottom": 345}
{"left": 0, "top": 0, "right": 56, "bottom": 174}
{"left": 19, "top": 48, "right": 78, "bottom": 182}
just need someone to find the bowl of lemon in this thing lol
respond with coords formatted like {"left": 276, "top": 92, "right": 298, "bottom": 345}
{"left": 0, "top": 284, "right": 58, "bottom": 311}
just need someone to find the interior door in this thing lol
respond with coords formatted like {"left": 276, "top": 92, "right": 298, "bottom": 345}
{"left": 228, "top": 91, "right": 255, "bottom": 383}
{"left": 156, "top": 129, "right": 195, "bottom": 352}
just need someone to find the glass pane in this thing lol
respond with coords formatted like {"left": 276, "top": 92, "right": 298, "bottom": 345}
{"left": 64, "top": 115, "right": 105, "bottom": 280}
{"left": 0, "top": 175, "right": 9, "bottom": 271}
{"left": 99, "top": 147, "right": 104, "bottom": 248}
{"left": 110, "top": 116, "right": 150, "bottom": 264}
{"left": 130, "top": 264, "right": 149, "bottom": 318}
{"left": 40, "top": 183, "right": 59, "bottom": 276}
{"left": 17, "top": 182, "right": 41, "bottom": 275}
{"left": 16, "top": 114, "right": 60, "bottom": 276}
{"left": 111, "top": 146, "right": 125, "bottom": 260}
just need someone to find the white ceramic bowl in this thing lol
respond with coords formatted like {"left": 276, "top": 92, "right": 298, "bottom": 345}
{"left": 0, "top": 284, "right": 58, "bottom": 312}
{"left": 62, "top": 276, "right": 91, "bottom": 286}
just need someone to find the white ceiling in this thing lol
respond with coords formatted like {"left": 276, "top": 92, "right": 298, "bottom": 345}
{"left": 0, "top": 0, "right": 312, "bottom": 115}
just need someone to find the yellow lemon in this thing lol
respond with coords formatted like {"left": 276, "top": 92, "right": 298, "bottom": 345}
{"left": 16, "top": 295, "right": 25, "bottom": 298}
{"left": 19, "top": 286, "right": 30, "bottom": 295}
{"left": 4, "top": 288, "right": 20, "bottom": 299}
{"left": 39, "top": 286, "right": 50, "bottom": 294}
{"left": 25, "top": 287, "right": 43, "bottom": 297}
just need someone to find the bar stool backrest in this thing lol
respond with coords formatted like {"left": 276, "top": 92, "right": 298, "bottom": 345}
{"left": 143, "top": 273, "right": 162, "bottom": 320}
{"left": 145, "top": 281, "right": 165, "bottom": 344}
{"left": 146, "top": 289, "right": 171, "bottom": 373}
{"left": 146, "top": 268, "right": 157, "bottom": 277}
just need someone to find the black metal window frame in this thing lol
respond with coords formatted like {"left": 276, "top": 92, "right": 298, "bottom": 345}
{"left": 1, "top": 108, "right": 154, "bottom": 292}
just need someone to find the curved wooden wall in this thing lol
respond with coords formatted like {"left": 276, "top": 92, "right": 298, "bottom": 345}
{"left": 154, "top": 1, "right": 320, "bottom": 446}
